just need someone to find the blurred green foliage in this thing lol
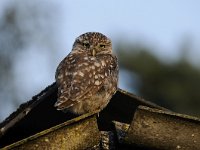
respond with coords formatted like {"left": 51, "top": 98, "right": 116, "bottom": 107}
{"left": 116, "top": 43, "right": 200, "bottom": 117}
{"left": 0, "top": 0, "right": 60, "bottom": 121}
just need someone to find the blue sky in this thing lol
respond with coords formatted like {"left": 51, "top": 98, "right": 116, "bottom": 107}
{"left": 1, "top": 0, "right": 199, "bottom": 54}
{"left": 64, "top": 0, "right": 200, "bottom": 59}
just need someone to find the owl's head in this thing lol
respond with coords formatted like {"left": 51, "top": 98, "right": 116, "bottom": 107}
{"left": 72, "top": 32, "right": 112, "bottom": 56}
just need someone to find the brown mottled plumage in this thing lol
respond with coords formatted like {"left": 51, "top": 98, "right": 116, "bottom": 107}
{"left": 54, "top": 32, "right": 118, "bottom": 114}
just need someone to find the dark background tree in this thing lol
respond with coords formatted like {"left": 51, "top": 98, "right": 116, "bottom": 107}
{"left": 0, "top": 0, "right": 62, "bottom": 120}
{"left": 116, "top": 43, "right": 200, "bottom": 117}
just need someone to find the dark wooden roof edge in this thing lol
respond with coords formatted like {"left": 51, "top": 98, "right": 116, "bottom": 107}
{"left": 117, "top": 88, "right": 168, "bottom": 111}
{"left": 122, "top": 105, "right": 200, "bottom": 149}
{"left": 0, "top": 82, "right": 200, "bottom": 149}
{"left": 2, "top": 111, "right": 98, "bottom": 149}
{"left": 138, "top": 105, "right": 200, "bottom": 122}
{"left": 0, "top": 82, "right": 57, "bottom": 137}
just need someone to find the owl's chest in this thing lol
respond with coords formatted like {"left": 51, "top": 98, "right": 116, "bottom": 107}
{"left": 70, "top": 76, "right": 117, "bottom": 114}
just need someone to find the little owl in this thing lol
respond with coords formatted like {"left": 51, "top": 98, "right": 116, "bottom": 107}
{"left": 54, "top": 32, "right": 118, "bottom": 114}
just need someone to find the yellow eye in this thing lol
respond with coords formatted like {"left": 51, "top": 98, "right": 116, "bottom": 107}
{"left": 99, "top": 44, "right": 106, "bottom": 48}
{"left": 83, "top": 42, "right": 90, "bottom": 48}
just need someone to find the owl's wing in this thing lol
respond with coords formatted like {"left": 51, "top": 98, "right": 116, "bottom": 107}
{"left": 55, "top": 53, "right": 115, "bottom": 110}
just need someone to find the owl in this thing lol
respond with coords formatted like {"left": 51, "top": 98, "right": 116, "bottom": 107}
{"left": 54, "top": 32, "right": 118, "bottom": 114}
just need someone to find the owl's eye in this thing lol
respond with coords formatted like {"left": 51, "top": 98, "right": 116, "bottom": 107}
{"left": 99, "top": 44, "right": 106, "bottom": 48}
{"left": 83, "top": 42, "right": 90, "bottom": 48}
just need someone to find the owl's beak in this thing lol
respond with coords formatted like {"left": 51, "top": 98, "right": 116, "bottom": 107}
{"left": 91, "top": 49, "right": 96, "bottom": 56}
